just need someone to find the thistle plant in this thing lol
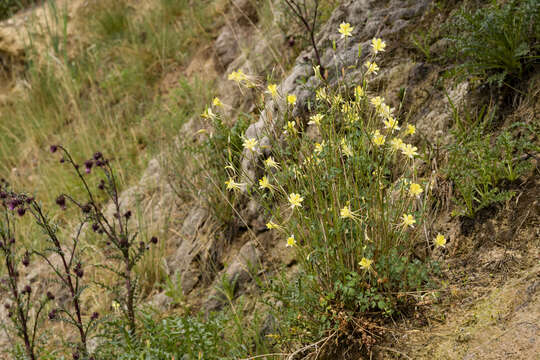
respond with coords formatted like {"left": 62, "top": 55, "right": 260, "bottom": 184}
{"left": 0, "top": 181, "right": 51, "bottom": 360}
{"left": 48, "top": 146, "right": 157, "bottom": 335}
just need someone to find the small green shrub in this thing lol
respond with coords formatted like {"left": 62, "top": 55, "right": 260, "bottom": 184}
{"left": 447, "top": 0, "right": 539, "bottom": 87}
{"left": 444, "top": 106, "right": 536, "bottom": 218}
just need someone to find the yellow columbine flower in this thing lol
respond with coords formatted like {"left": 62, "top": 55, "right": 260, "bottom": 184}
{"left": 340, "top": 139, "right": 354, "bottom": 157}
{"left": 401, "top": 143, "right": 418, "bottom": 159}
{"left": 409, "top": 183, "right": 423, "bottom": 197}
{"left": 401, "top": 213, "right": 416, "bottom": 228}
{"left": 390, "top": 137, "right": 404, "bottom": 152}
{"left": 288, "top": 193, "right": 304, "bottom": 209}
{"left": 340, "top": 204, "right": 360, "bottom": 220}
{"left": 213, "top": 97, "right": 223, "bottom": 107}
{"left": 286, "top": 234, "right": 296, "bottom": 247}
{"left": 378, "top": 103, "right": 394, "bottom": 119}
{"left": 266, "top": 221, "right": 283, "bottom": 230}
{"left": 259, "top": 176, "right": 273, "bottom": 190}
{"left": 364, "top": 61, "right": 380, "bottom": 75}
{"left": 201, "top": 107, "right": 216, "bottom": 120}
{"left": 225, "top": 178, "right": 244, "bottom": 191}
{"left": 355, "top": 85, "right": 365, "bottom": 99}
{"left": 338, "top": 22, "right": 354, "bottom": 38}
{"left": 372, "top": 130, "right": 386, "bottom": 146}
{"left": 383, "top": 117, "right": 400, "bottom": 132}
{"left": 283, "top": 121, "right": 297, "bottom": 135}
{"left": 358, "top": 257, "right": 373, "bottom": 270}
{"left": 316, "top": 88, "right": 327, "bottom": 101}
{"left": 264, "top": 157, "right": 279, "bottom": 169}
{"left": 308, "top": 113, "right": 324, "bottom": 126}
{"left": 370, "top": 96, "right": 384, "bottom": 108}
{"left": 405, "top": 124, "right": 416, "bottom": 136}
{"left": 228, "top": 69, "right": 248, "bottom": 82}
{"left": 434, "top": 233, "right": 447, "bottom": 248}
{"left": 314, "top": 141, "right": 325, "bottom": 154}
{"left": 287, "top": 94, "right": 297, "bottom": 106}
{"left": 371, "top": 38, "right": 386, "bottom": 54}
{"left": 243, "top": 138, "right": 258, "bottom": 152}
{"left": 267, "top": 84, "right": 278, "bottom": 98}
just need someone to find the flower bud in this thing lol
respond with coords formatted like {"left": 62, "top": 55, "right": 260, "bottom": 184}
{"left": 84, "top": 160, "right": 93, "bottom": 174}
{"left": 50, "top": 145, "right": 58, "bottom": 153}
{"left": 48, "top": 309, "right": 58, "bottom": 320}
{"left": 150, "top": 236, "right": 158, "bottom": 244}
{"left": 56, "top": 195, "right": 66, "bottom": 209}
{"left": 17, "top": 207, "right": 26, "bottom": 217}
{"left": 22, "top": 252, "right": 30, "bottom": 267}
{"left": 46, "top": 291, "right": 55, "bottom": 301}
{"left": 22, "top": 285, "right": 31, "bottom": 295}
{"left": 81, "top": 203, "right": 91, "bottom": 214}
{"left": 91, "top": 311, "right": 99, "bottom": 321}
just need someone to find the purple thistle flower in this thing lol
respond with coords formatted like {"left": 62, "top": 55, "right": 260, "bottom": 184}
{"left": 50, "top": 145, "right": 58, "bottom": 153}
{"left": 17, "top": 207, "right": 26, "bottom": 217}
{"left": 84, "top": 160, "right": 93, "bottom": 174}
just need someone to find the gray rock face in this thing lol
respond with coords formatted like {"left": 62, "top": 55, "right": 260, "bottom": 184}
{"left": 203, "top": 240, "right": 260, "bottom": 311}
{"left": 166, "top": 206, "right": 209, "bottom": 294}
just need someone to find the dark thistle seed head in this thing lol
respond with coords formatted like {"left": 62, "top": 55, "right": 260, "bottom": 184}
{"left": 59, "top": 157, "right": 65, "bottom": 163}
{"left": 139, "top": 241, "right": 145, "bottom": 251}
{"left": 150, "top": 236, "right": 158, "bottom": 244}
{"left": 50, "top": 145, "right": 58, "bottom": 153}
{"left": 119, "top": 236, "right": 129, "bottom": 248}
{"left": 22, "top": 252, "right": 30, "bottom": 267}
{"left": 96, "top": 159, "right": 105, "bottom": 167}
{"left": 81, "top": 203, "right": 91, "bottom": 214}
{"left": 17, "top": 207, "right": 26, "bottom": 217}
{"left": 0, "top": 191, "right": 6, "bottom": 199}
{"left": 56, "top": 195, "right": 66, "bottom": 209}
{"left": 9, "top": 238, "right": 15, "bottom": 245}
{"left": 25, "top": 196, "right": 34, "bottom": 204}
{"left": 4, "top": 303, "right": 10, "bottom": 309}
{"left": 46, "top": 291, "right": 55, "bottom": 301}
{"left": 22, "top": 285, "right": 31, "bottom": 295}
{"left": 48, "top": 309, "right": 57, "bottom": 320}
{"left": 91, "top": 311, "right": 99, "bottom": 321}
{"left": 114, "top": 212, "right": 120, "bottom": 219}
{"left": 98, "top": 180, "right": 105, "bottom": 190}
{"left": 124, "top": 210, "right": 132, "bottom": 219}
{"left": 84, "top": 160, "right": 93, "bottom": 174}
{"left": 74, "top": 263, "right": 84, "bottom": 278}
{"left": 73, "top": 352, "right": 80, "bottom": 360}
{"left": 92, "top": 223, "right": 100, "bottom": 232}
{"left": 93, "top": 152, "right": 103, "bottom": 160}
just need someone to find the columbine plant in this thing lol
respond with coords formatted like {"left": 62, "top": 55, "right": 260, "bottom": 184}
{"left": 215, "top": 33, "right": 440, "bottom": 354}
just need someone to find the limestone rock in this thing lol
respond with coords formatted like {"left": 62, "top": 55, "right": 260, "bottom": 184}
{"left": 203, "top": 240, "right": 260, "bottom": 311}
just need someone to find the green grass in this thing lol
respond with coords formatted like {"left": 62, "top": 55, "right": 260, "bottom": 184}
{"left": 446, "top": 0, "right": 539, "bottom": 88}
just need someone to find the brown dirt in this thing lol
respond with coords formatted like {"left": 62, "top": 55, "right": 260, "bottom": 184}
{"left": 376, "top": 174, "right": 540, "bottom": 359}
